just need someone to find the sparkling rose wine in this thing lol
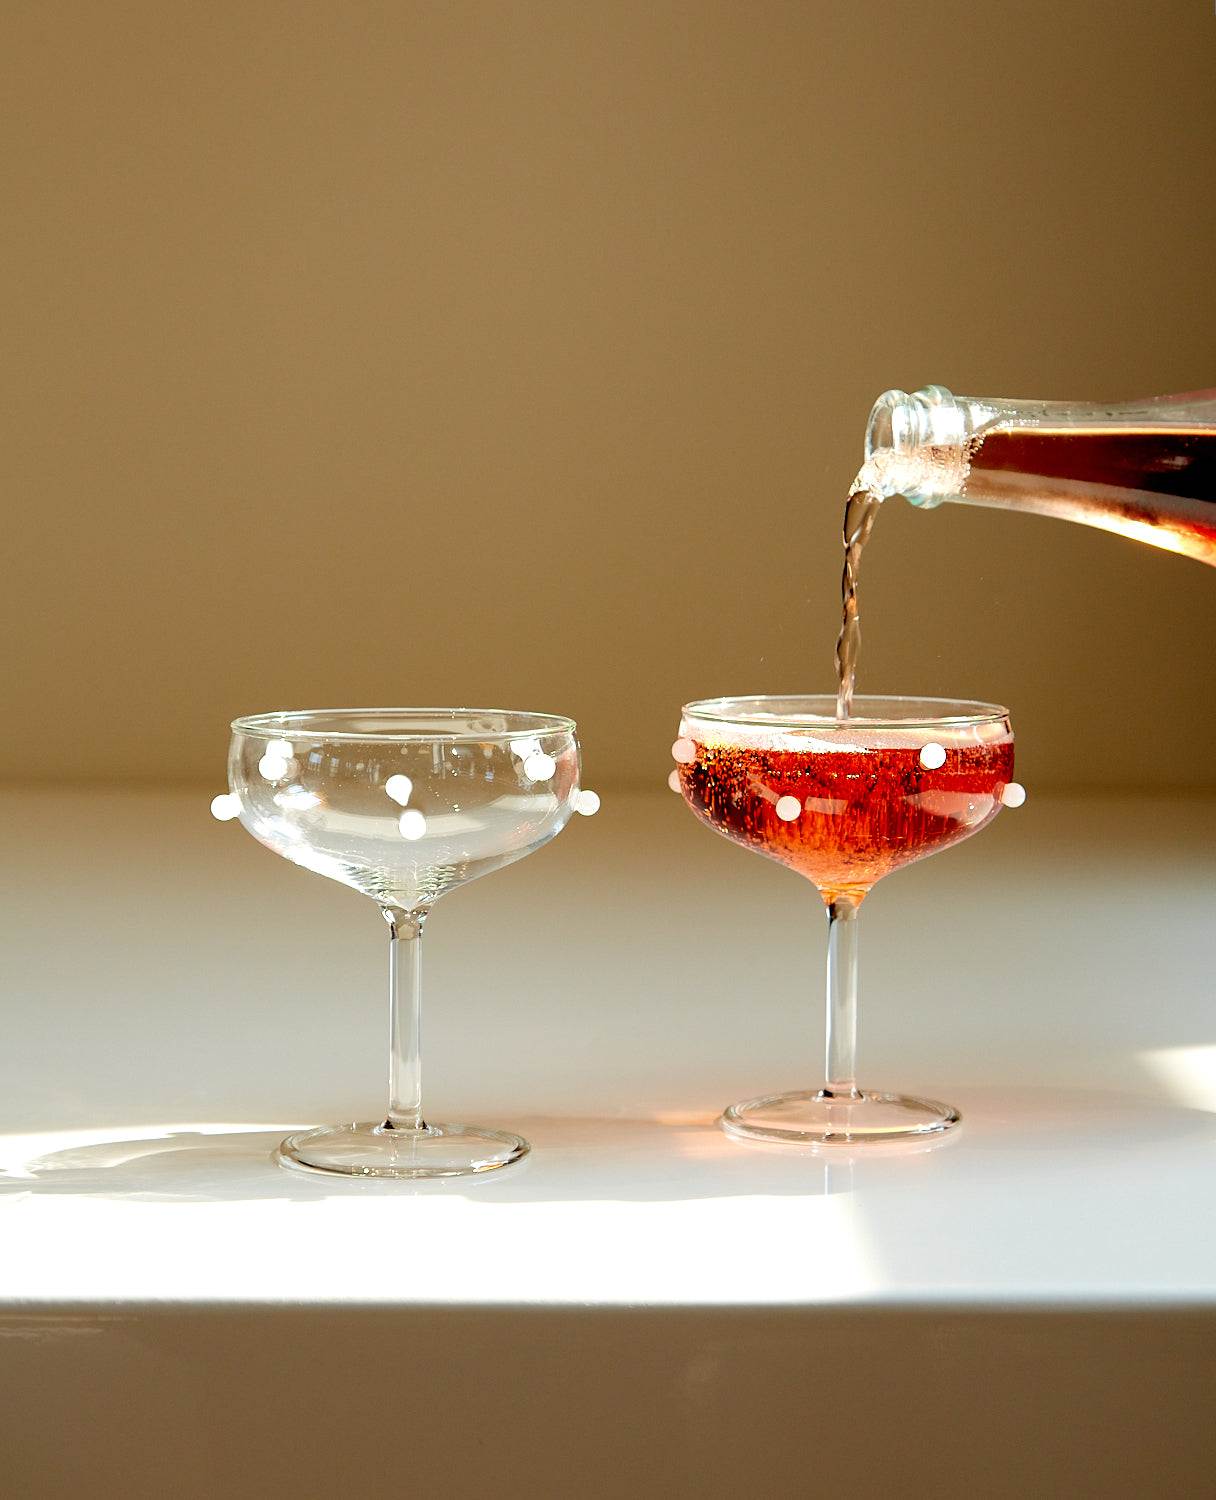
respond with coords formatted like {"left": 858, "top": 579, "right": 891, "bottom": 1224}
{"left": 677, "top": 733, "right": 1014, "bottom": 905}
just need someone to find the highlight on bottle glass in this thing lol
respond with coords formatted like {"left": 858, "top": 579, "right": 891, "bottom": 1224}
{"left": 222, "top": 707, "right": 592, "bottom": 1178}
{"left": 672, "top": 694, "right": 1019, "bottom": 1147}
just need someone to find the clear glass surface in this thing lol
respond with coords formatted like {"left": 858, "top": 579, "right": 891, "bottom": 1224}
{"left": 674, "top": 694, "right": 1015, "bottom": 1146}
{"left": 228, "top": 708, "right": 581, "bottom": 1177}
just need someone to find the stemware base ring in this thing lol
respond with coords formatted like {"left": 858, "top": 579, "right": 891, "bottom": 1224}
{"left": 276, "top": 1121, "right": 530, "bottom": 1179}
{"left": 721, "top": 1089, "right": 960, "bottom": 1146}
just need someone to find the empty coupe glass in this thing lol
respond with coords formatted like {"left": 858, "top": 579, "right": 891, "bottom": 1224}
{"left": 228, "top": 708, "right": 583, "bottom": 1177}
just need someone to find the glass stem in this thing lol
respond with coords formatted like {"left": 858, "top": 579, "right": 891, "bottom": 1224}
{"left": 824, "top": 897, "right": 862, "bottom": 1100}
{"left": 383, "top": 905, "right": 430, "bottom": 1132}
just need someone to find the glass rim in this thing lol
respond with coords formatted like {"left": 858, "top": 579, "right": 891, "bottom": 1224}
{"left": 681, "top": 693, "right": 1011, "bottom": 730}
{"left": 230, "top": 707, "right": 578, "bottom": 743}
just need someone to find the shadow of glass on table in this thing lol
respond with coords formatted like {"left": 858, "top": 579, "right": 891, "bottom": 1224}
{"left": 0, "top": 1087, "right": 1210, "bottom": 1207}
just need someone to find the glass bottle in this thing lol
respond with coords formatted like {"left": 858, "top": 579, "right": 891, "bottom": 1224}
{"left": 859, "top": 385, "right": 1216, "bottom": 565}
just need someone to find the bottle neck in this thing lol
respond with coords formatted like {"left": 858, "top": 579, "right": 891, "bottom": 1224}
{"left": 859, "top": 383, "right": 1216, "bottom": 566}
{"left": 862, "top": 384, "right": 1216, "bottom": 509}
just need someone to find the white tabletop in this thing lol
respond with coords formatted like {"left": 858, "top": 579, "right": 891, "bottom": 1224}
{"left": 0, "top": 785, "right": 1213, "bottom": 1309}
{"left": 3, "top": 786, "right": 1216, "bottom": 1498}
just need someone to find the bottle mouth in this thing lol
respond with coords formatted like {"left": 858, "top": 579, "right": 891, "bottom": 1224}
{"left": 865, "top": 385, "right": 970, "bottom": 458}
{"left": 861, "top": 386, "right": 977, "bottom": 506}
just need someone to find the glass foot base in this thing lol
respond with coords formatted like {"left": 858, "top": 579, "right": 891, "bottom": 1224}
{"left": 276, "top": 1121, "right": 530, "bottom": 1179}
{"left": 721, "top": 1089, "right": 960, "bottom": 1146}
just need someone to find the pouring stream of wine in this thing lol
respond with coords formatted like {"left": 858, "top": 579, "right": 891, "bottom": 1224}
{"left": 836, "top": 444, "right": 976, "bottom": 719}
{"left": 835, "top": 482, "right": 882, "bottom": 721}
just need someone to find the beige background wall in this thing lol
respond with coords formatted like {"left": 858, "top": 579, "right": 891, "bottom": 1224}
{"left": 4, "top": 0, "right": 1214, "bottom": 790}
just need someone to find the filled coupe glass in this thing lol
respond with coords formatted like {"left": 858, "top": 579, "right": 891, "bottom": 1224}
{"left": 674, "top": 695, "right": 1016, "bottom": 1145}
{"left": 227, "top": 708, "right": 585, "bottom": 1177}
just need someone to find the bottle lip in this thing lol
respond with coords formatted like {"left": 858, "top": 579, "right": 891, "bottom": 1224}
{"left": 861, "top": 386, "right": 978, "bottom": 505}
{"left": 865, "top": 386, "right": 972, "bottom": 458}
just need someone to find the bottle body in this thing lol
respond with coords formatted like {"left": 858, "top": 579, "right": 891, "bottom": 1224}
{"left": 862, "top": 386, "right": 1216, "bottom": 565}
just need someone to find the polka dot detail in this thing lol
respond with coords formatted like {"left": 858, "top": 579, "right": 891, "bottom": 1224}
{"left": 399, "top": 808, "right": 427, "bottom": 840}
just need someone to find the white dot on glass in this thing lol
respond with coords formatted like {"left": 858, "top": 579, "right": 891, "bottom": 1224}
{"left": 385, "top": 774, "right": 413, "bottom": 806}
{"left": 399, "top": 808, "right": 427, "bottom": 840}
{"left": 258, "top": 753, "right": 289, "bottom": 781}
{"left": 575, "top": 789, "right": 601, "bottom": 816}
{"left": 266, "top": 739, "right": 293, "bottom": 759}
{"left": 775, "top": 795, "right": 801, "bottom": 822}
{"left": 210, "top": 793, "right": 241, "bottom": 822}
{"left": 672, "top": 738, "right": 697, "bottom": 765}
{"left": 667, "top": 769, "right": 682, "bottom": 793}
{"left": 1002, "top": 781, "right": 1027, "bottom": 808}
{"left": 524, "top": 752, "right": 556, "bottom": 781}
{"left": 919, "top": 742, "right": 946, "bottom": 770}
